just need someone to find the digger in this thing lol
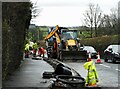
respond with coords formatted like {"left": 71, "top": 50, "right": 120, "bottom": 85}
{"left": 44, "top": 25, "right": 87, "bottom": 61}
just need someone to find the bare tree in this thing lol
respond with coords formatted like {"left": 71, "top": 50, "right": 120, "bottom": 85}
{"left": 101, "top": 15, "right": 111, "bottom": 27}
{"left": 99, "top": 7, "right": 118, "bottom": 35}
{"left": 99, "top": 14, "right": 112, "bottom": 35}
{"left": 83, "top": 3, "right": 102, "bottom": 37}
{"left": 94, "top": 4, "right": 102, "bottom": 37}
{"left": 83, "top": 3, "right": 95, "bottom": 38}
{"left": 110, "top": 8, "right": 118, "bottom": 33}
{"left": 31, "top": 0, "right": 42, "bottom": 19}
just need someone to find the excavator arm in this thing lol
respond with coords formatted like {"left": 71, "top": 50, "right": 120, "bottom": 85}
{"left": 44, "top": 25, "right": 61, "bottom": 44}
{"left": 54, "top": 32, "right": 60, "bottom": 44}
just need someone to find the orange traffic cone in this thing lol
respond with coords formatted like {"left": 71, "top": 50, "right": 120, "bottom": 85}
{"left": 95, "top": 52, "right": 102, "bottom": 64}
{"left": 87, "top": 51, "right": 92, "bottom": 61}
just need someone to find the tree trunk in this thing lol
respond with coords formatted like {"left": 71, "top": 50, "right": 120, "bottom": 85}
{"left": 90, "top": 25, "right": 92, "bottom": 38}
{"left": 95, "top": 24, "right": 97, "bottom": 37}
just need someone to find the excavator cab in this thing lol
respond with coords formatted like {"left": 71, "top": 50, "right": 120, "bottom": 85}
{"left": 60, "top": 30, "right": 78, "bottom": 50}
{"left": 58, "top": 29, "right": 87, "bottom": 61}
{"left": 61, "top": 30, "right": 77, "bottom": 40}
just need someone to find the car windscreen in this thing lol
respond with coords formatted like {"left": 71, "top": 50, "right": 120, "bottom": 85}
{"left": 83, "top": 46, "right": 96, "bottom": 53}
{"left": 112, "top": 45, "right": 120, "bottom": 53}
{"left": 62, "top": 31, "right": 77, "bottom": 40}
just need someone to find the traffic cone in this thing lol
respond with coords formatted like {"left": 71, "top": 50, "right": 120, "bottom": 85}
{"left": 87, "top": 51, "right": 92, "bottom": 61}
{"left": 95, "top": 52, "right": 102, "bottom": 64}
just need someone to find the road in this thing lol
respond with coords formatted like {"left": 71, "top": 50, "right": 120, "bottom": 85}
{"left": 44, "top": 50, "right": 120, "bottom": 88}
{"left": 3, "top": 51, "right": 120, "bottom": 88}
{"left": 64, "top": 59, "right": 119, "bottom": 87}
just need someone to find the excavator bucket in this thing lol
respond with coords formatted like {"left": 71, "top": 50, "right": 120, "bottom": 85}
{"left": 60, "top": 50, "right": 87, "bottom": 61}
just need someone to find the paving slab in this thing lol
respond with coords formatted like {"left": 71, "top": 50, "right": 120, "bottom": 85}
{"left": 3, "top": 58, "right": 54, "bottom": 88}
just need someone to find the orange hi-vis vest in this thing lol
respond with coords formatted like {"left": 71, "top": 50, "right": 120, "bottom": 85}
{"left": 53, "top": 42, "right": 57, "bottom": 50}
{"left": 38, "top": 47, "right": 46, "bottom": 55}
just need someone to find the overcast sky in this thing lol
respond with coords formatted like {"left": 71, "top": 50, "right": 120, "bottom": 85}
{"left": 30, "top": 0, "right": 119, "bottom": 27}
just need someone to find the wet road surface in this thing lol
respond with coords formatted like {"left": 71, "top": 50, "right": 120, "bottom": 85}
{"left": 64, "top": 59, "right": 119, "bottom": 88}
{"left": 3, "top": 58, "right": 54, "bottom": 87}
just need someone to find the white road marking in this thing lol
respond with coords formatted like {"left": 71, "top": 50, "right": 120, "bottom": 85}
{"left": 99, "top": 64, "right": 120, "bottom": 72}
{"left": 99, "top": 64, "right": 111, "bottom": 68}
{"left": 115, "top": 69, "right": 120, "bottom": 71}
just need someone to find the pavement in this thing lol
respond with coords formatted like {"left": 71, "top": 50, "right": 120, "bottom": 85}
{"left": 0, "top": 60, "right": 2, "bottom": 89}
{"left": 3, "top": 57, "right": 54, "bottom": 88}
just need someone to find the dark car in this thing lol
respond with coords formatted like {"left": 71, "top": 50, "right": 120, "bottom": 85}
{"left": 104, "top": 45, "right": 120, "bottom": 63}
{"left": 83, "top": 46, "right": 98, "bottom": 59}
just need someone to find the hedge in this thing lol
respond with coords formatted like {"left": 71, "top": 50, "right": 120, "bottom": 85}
{"left": 2, "top": 2, "right": 32, "bottom": 81}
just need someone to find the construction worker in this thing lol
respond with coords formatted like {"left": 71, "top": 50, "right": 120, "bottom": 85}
{"left": 76, "top": 38, "right": 81, "bottom": 50}
{"left": 84, "top": 60, "right": 99, "bottom": 87}
{"left": 24, "top": 42, "right": 30, "bottom": 58}
{"left": 52, "top": 37, "right": 57, "bottom": 59}
{"left": 60, "top": 39, "right": 66, "bottom": 49}
{"left": 45, "top": 39, "right": 48, "bottom": 48}
{"left": 32, "top": 40, "right": 38, "bottom": 57}
{"left": 38, "top": 47, "right": 46, "bottom": 57}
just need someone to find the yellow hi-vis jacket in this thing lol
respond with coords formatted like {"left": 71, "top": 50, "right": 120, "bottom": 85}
{"left": 32, "top": 42, "right": 38, "bottom": 50}
{"left": 84, "top": 60, "right": 98, "bottom": 86}
{"left": 25, "top": 43, "right": 30, "bottom": 51}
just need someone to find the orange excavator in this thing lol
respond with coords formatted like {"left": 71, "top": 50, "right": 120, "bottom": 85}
{"left": 44, "top": 25, "right": 87, "bottom": 61}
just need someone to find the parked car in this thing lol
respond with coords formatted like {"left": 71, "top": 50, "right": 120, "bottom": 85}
{"left": 83, "top": 46, "right": 98, "bottom": 59}
{"left": 104, "top": 45, "right": 120, "bottom": 63}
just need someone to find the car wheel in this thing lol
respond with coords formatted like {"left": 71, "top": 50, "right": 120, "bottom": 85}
{"left": 104, "top": 54, "right": 108, "bottom": 62}
{"left": 104, "top": 59, "right": 108, "bottom": 62}
{"left": 112, "top": 56, "right": 116, "bottom": 63}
